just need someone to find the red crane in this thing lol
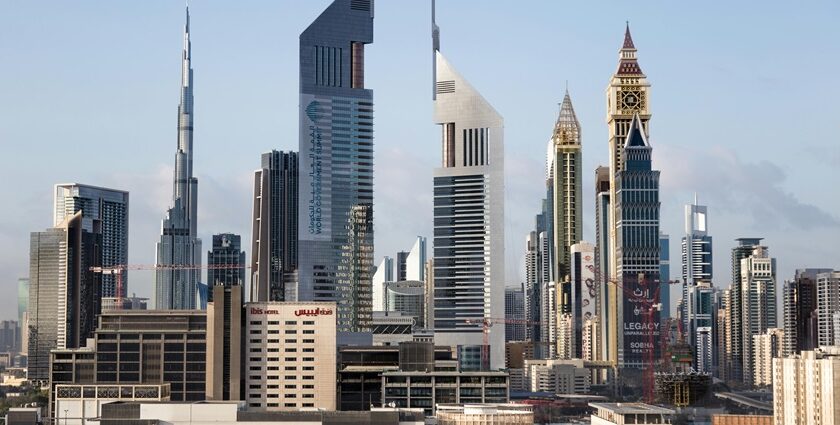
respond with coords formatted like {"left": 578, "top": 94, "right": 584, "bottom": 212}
{"left": 90, "top": 263, "right": 249, "bottom": 309}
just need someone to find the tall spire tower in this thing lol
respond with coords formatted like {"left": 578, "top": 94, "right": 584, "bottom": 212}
{"left": 605, "top": 23, "right": 652, "bottom": 366}
{"left": 548, "top": 89, "right": 583, "bottom": 342}
{"left": 431, "top": 0, "right": 506, "bottom": 370}
{"left": 155, "top": 6, "right": 202, "bottom": 310}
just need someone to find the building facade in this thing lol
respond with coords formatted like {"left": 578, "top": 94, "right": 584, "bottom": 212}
{"left": 740, "top": 246, "right": 777, "bottom": 386}
{"left": 782, "top": 269, "right": 828, "bottom": 357}
{"left": 752, "top": 328, "right": 782, "bottom": 387}
{"left": 243, "top": 302, "right": 337, "bottom": 411}
{"left": 594, "top": 166, "right": 612, "bottom": 366}
{"left": 405, "top": 237, "right": 427, "bottom": 282}
{"left": 614, "top": 114, "right": 661, "bottom": 369}
{"left": 206, "top": 285, "right": 242, "bottom": 401}
{"left": 431, "top": 3, "right": 505, "bottom": 369}
{"left": 207, "top": 233, "right": 246, "bottom": 302}
{"left": 29, "top": 211, "right": 102, "bottom": 383}
{"left": 606, "top": 25, "right": 653, "bottom": 368}
{"left": 773, "top": 347, "right": 840, "bottom": 425}
{"left": 381, "top": 370, "right": 508, "bottom": 416}
{"left": 155, "top": 8, "right": 201, "bottom": 310}
{"left": 54, "top": 184, "right": 129, "bottom": 298}
{"left": 659, "top": 233, "right": 670, "bottom": 321}
{"left": 726, "top": 238, "right": 763, "bottom": 383}
{"left": 251, "top": 150, "right": 298, "bottom": 302}
{"left": 570, "top": 242, "right": 596, "bottom": 359}
{"left": 384, "top": 281, "right": 426, "bottom": 329}
{"left": 505, "top": 286, "right": 526, "bottom": 343}
{"left": 296, "top": 0, "right": 375, "bottom": 335}
{"left": 372, "top": 256, "right": 394, "bottom": 312}
{"left": 816, "top": 270, "right": 840, "bottom": 348}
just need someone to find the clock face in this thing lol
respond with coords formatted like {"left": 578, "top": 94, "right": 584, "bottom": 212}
{"left": 620, "top": 89, "right": 644, "bottom": 111}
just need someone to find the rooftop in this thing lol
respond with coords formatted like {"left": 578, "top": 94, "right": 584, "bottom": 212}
{"left": 589, "top": 403, "right": 675, "bottom": 415}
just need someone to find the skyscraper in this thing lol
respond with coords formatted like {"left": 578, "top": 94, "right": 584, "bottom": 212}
{"left": 296, "top": 0, "right": 375, "bottom": 335}
{"left": 54, "top": 184, "right": 129, "bottom": 298}
{"left": 155, "top": 7, "right": 201, "bottom": 310}
{"left": 206, "top": 284, "right": 242, "bottom": 401}
{"left": 372, "top": 256, "right": 394, "bottom": 311}
{"left": 396, "top": 251, "right": 409, "bottom": 282}
{"left": 405, "top": 236, "right": 427, "bottom": 282}
{"left": 431, "top": 1, "right": 506, "bottom": 369}
{"left": 28, "top": 211, "right": 102, "bottom": 382}
{"left": 548, "top": 91, "right": 583, "bottom": 316}
{"left": 594, "top": 166, "right": 611, "bottom": 365}
{"left": 338, "top": 205, "right": 374, "bottom": 332}
{"left": 681, "top": 199, "right": 713, "bottom": 357}
{"left": 207, "top": 233, "right": 246, "bottom": 302}
{"left": 614, "top": 114, "right": 661, "bottom": 369}
{"left": 570, "top": 242, "right": 596, "bottom": 359}
{"left": 727, "top": 237, "right": 763, "bottom": 383}
{"left": 251, "top": 150, "right": 298, "bottom": 302}
{"left": 606, "top": 24, "right": 652, "bottom": 368}
{"left": 782, "top": 269, "right": 827, "bottom": 357}
{"left": 17, "top": 278, "right": 29, "bottom": 355}
{"left": 816, "top": 270, "right": 840, "bottom": 348}
{"left": 740, "top": 245, "right": 777, "bottom": 386}
{"left": 659, "top": 232, "right": 670, "bottom": 320}
{"left": 505, "top": 285, "right": 526, "bottom": 342}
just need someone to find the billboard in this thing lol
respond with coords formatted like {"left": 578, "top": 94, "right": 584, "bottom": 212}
{"left": 621, "top": 271, "right": 661, "bottom": 367}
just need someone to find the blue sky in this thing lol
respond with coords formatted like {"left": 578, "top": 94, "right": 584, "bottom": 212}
{"left": 1, "top": 1, "right": 838, "bottom": 318}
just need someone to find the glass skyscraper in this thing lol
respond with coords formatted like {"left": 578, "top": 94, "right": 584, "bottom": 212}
{"left": 206, "top": 233, "right": 246, "bottom": 302}
{"left": 251, "top": 150, "right": 298, "bottom": 302}
{"left": 296, "top": 0, "right": 374, "bottom": 335}
{"left": 54, "top": 183, "right": 129, "bottom": 298}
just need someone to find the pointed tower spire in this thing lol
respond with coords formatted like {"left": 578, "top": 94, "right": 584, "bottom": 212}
{"left": 624, "top": 113, "right": 649, "bottom": 148}
{"left": 623, "top": 21, "right": 635, "bottom": 49}
{"left": 432, "top": 0, "right": 440, "bottom": 100}
{"left": 616, "top": 22, "right": 643, "bottom": 75}
{"left": 553, "top": 88, "right": 580, "bottom": 146}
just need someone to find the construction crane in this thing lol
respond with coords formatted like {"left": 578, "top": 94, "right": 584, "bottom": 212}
{"left": 90, "top": 263, "right": 249, "bottom": 310}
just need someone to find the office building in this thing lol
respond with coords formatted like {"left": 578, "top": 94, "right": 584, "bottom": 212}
{"left": 594, "top": 165, "right": 612, "bottom": 366}
{"left": 686, "top": 282, "right": 717, "bottom": 372}
{"left": 296, "top": 0, "right": 375, "bottom": 335}
{"left": 48, "top": 309, "right": 208, "bottom": 416}
{"left": 549, "top": 90, "right": 583, "bottom": 313}
{"left": 381, "top": 370, "right": 509, "bottom": 416}
{"left": 782, "top": 269, "right": 828, "bottom": 357}
{"left": 436, "top": 404, "right": 533, "bottom": 425}
{"left": 606, "top": 24, "right": 653, "bottom": 368}
{"left": 590, "top": 403, "right": 674, "bottom": 425}
{"left": 505, "top": 342, "right": 535, "bottom": 369}
{"left": 524, "top": 358, "right": 591, "bottom": 394}
{"left": 206, "top": 285, "right": 242, "bottom": 401}
{"left": 740, "top": 245, "right": 777, "bottom": 386}
{"left": 717, "top": 288, "right": 731, "bottom": 382}
{"left": 660, "top": 233, "right": 670, "bottom": 320}
{"left": 405, "top": 237, "right": 427, "bottom": 282}
{"left": 155, "top": 8, "right": 202, "bottom": 310}
{"left": 251, "top": 150, "right": 298, "bottom": 302}
{"left": 570, "top": 242, "right": 596, "bottom": 359}
{"left": 396, "top": 251, "right": 409, "bottom": 282}
{"left": 371, "top": 311, "right": 414, "bottom": 346}
{"left": 696, "top": 326, "right": 713, "bottom": 374}
{"left": 505, "top": 285, "right": 526, "bottom": 342}
{"left": 614, "top": 113, "right": 662, "bottom": 370}
{"left": 752, "top": 328, "right": 782, "bottom": 387}
{"left": 29, "top": 211, "right": 102, "bottom": 383}
{"left": 726, "top": 238, "right": 763, "bottom": 383}
{"left": 383, "top": 281, "right": 426, "bottom": 329}
{"left": 53, "top": 384, "right": 170, "bottom": 425}
{"left": 431, "top": 2, "right": 505, "bottom": 369}
{"left": 372, "top": 256, "right": 394, "bottom": 311}
{"left": 243, "top": 302, "right": 337, "bottom": 411}
{"left": 54, "top": 184, "right": 129, "bottom": 299}
{"left": 17, "top": 278, "right": 29, "bottom": 354}
{"left": 207, "top": 233, "right": 245, "bottom": 302}
{"left": 101, "top": 296, "right": 148, "bottom": 311}
{"left": 773, "top": 347, "right": 840, "bottom": 425}
{"left": 0, "top": 321, "right": 17, "bottom": 353}
{"left": 835, "top": 312, "right": 840, "bottom": 346}
{"left": 681, "top": 200, "right": 713, "bottom": 365}
{"left": 816, "top": 270, "right": 840, "bottom": 348}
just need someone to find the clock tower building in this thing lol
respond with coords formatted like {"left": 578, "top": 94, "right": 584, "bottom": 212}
{"left": 605, "top": 24, "right": 652, "bottom": 366}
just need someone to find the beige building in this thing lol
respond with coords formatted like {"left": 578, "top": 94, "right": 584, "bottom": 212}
{"left": 244, "top": 302, "right": 336, "bottom": 411}
{"left": 752, "top": 328, "right": 783, "bottom": 387}
{"left": 712, "top": 415, "right": 772, "bottom": 425}
{"left": 773, "top": 347, "right": 840, "bottom": 425}
{"left": 590, "top": 403, "right": 674, "bottom": 425}
{"left": 525, "top": 358, "right": 591, "bottom": 394}
{"left": 436, "top": 404, "right": 533, "bottom": 425}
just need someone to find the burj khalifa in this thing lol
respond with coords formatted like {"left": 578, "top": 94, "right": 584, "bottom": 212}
{"left": 155, "top": 6, "right": 201, "bottom": 310}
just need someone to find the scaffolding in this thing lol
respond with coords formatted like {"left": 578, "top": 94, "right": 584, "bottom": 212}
{"left": 654, "top": 371, "right": 711, "bottom": 407}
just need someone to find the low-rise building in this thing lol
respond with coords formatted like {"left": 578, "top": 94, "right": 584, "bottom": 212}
{"left": 53, "top": 383, "right": 170, "bottom": 425}
{"left": 381, "top": 370, "right": 509, "bottom": 416}
{"left": 436, "top": 403, "right": 533, "bottom": 425}
{"left": 711, "top": 414, "right": 772, "bottom": 425}
{"left": 589, "top": 403, "right": 674, "bottom": 425}
{"left": 525, "top": 358, "right": 591, "bottom": 394}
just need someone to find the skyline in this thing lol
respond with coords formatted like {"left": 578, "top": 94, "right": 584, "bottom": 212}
{"left": 2, "top": 1, "right": 839, "bottom": 318}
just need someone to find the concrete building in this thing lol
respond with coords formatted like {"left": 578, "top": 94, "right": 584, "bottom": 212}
{"left": 594, "top": 166, "right": 612, "bottom": 367}
{"left": 372, "top": 257, "right": 393, "bottom": 311}
{"left": 504, "top": 342, "right": 534, "bottom": 369}
{"left": 726, "top": 238, "right": 763, "bottom": 383}
{"left": 711, "top": 415, "right": 772, "bottom": 425}
{"left": 696, "top": 326, "right": 713, "bottom": 375}
{"left": 816, "top": 270, "right": 840, "bottom": 348}
{"left": 243, "top": 302, "right": 336, "bottom": 411}
{"left": 207, "top": 234, "right": 245, "bottom": 301}
{"left": 606, "top": 25, "right": 653, "bottom": 370}
{"left": 740, "top": 246, "right": 777, "bottom": 386}
{"left": 296, "top": 0, "right": 375, "bottom": 336}
{"left": 206, "top": 285, "right": 242, "bottom": 401}
{"left": 773, "top": 347, "right": 840, "bottom": 425}
{"left": 431, "top": 2, "right": 505, "bottom": 369}
{"left": 54, "top": 184, "right": 129, "bottom": 299}
{"left": 101, "top": 296, "right": 148, "bottom": 311}
{"left": 155, "top": 8, "right": 201, "bottom": 310}
{"left": 53, "top": 384, "right": 170, "bottom": 425}
{"left": 384, "top": 281, "right": 425, "bottom": 329}
{"left": 685, "top": 282, "right": 717, "bottom": 373}
{"left": 436, "top": 404, "right": 533, "bottom": 425}
{"left": 782, "top": 269, "right": 828, "bottom": 357}
{"left": 371, "top": 311, "right": 414, "bottom": 346}
{"left": 570, "top": 242, "right": 596, "bottom": 359}
{"left": 29, "top": 211, "right": 102, "bottom": 383}
{"left": 589, "top": 403, "right": 674, "bottom": 425}
{"left": 752, "top": 328, "right": 783, "bottom": 387}
{"left": 660, "top": 233, "right": 670, "bottom": 321}
{"left": 381, "top": 370, "right": 508, "bottom": 416}
{"left": 524, "top": 358, "right": 591, "bottom": 394}
{"left": 504, "top": 286, "right": 526, "bottom": 342}
{"left": 251, "top": 150, "right": 298, "bottom": 303}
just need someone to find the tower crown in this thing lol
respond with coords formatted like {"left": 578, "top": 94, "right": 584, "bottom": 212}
{"left": 616, "top": 23, "right": 644, "bottom": 76}
{"left": 552, "top": 88, "right": 580, "bottom": 147}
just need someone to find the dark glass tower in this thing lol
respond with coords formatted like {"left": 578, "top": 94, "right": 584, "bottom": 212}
{"left": 297, "top": 0, "right": 374, "bottom": 334}
{"left": 251, "top": 151, "right": 298, "bottom": 302}
{"left": 615, "top": 114, "right": 661, "bottom": 369}
{"left": 206, "top": 233, "right": 245, "bottom": 303}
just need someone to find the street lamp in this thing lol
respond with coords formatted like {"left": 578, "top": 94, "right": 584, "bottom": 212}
{"left": 63, "top": 409, "right": 68, "bottom": 425}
